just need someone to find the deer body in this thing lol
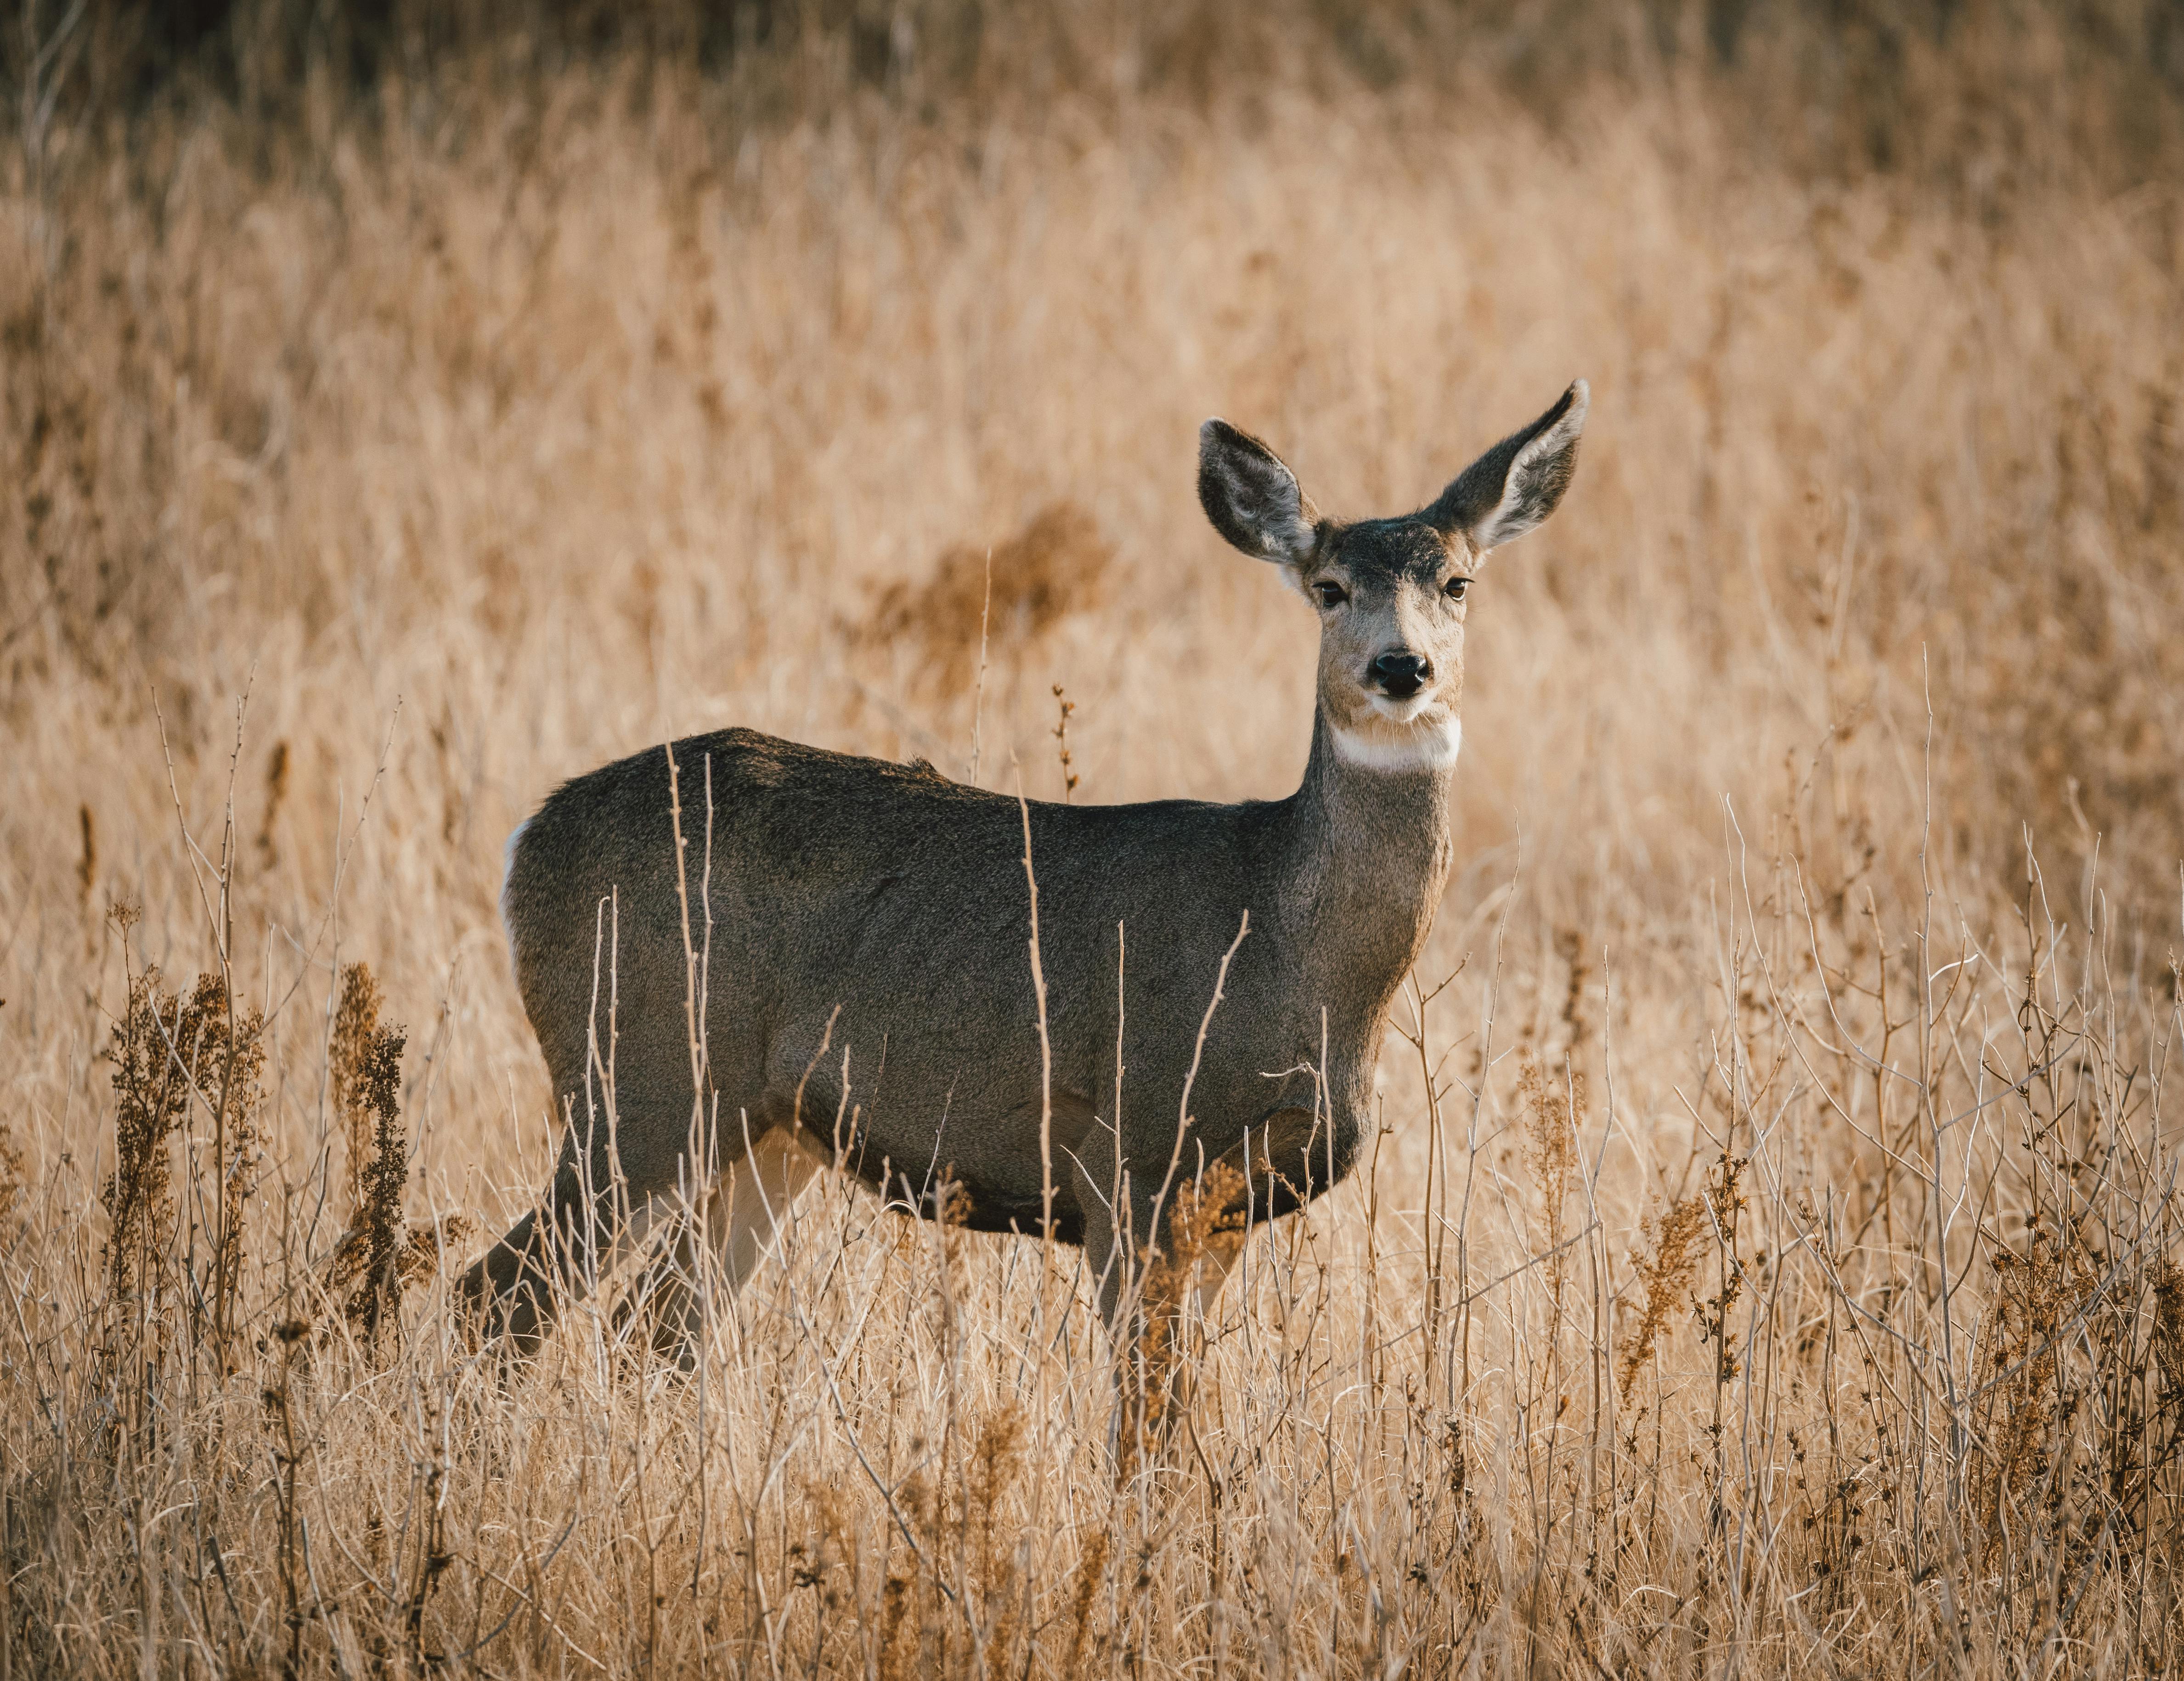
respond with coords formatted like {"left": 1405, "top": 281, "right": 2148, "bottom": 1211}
{"left": 463, "top": 382, "right": 1588, "bottom": 1357}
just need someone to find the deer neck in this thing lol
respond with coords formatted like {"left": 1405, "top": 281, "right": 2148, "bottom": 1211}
{"left": 1275, "top": 709, "right": 1459, "bottom": 1028}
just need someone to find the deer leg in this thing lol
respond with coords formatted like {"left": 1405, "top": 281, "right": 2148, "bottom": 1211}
{"left": 463, "top": 1071, "right": 706, "bottom": 1358}
{"left": 1092, "top": 1108, "right": 1328, "bottom": 1460}
{"left": 1067, "top": 1156, "right": 1156, "bottom": 1466}
{"left": 1068, "top": 1148, "right": 1128, "bottom": 1334}
{"left": 459, "top": 1141, "right": 629, "bottom": 1358}
{"left": 1097, "top": 1154, "right": 1235, "bottom": 1461}
{"left": 712, "top": 1125, "right": 824, "bottom": 1289}
{"left": 615, "top": 1122, "right": 823, "bottom": 1365}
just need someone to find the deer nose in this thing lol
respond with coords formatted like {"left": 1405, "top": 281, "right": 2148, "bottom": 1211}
{"left": 1370, "top": 651, "right": 1432, "bottom": 699}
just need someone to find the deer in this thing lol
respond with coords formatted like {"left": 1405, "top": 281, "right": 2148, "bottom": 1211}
{"left": 459, "top": 380, "right": 1589, "bottom": 1382}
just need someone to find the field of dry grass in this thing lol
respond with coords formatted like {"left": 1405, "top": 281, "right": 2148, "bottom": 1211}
{"left": 2, "top": 2, "right": 2182, "bottom": 1675}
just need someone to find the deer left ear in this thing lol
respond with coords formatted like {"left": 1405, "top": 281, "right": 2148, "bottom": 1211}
{"left": 1425, "top": 380, "right": 1589, "bottom": 555}
{"left": 1198, "top": 419, "right": 1323, "bottom": 569}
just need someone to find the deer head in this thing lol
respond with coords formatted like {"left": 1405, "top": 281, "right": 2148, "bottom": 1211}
{"left": 1198, "top": 381, "right": 1589, "bottom": 772}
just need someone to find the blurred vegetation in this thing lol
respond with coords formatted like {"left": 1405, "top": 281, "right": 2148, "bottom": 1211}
{"left": 23, "top": 0, "right": 2184, "bottom": 197}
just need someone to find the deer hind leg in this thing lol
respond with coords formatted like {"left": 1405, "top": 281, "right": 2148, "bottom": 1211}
{"left": 459, "top": 1126, "right": 644, "bottom": 1359}
{"left": 462, "top": 1078, "right": 743, "bottom": 1361}
{"left": 615, "top": 1122, "right": 823, "bottom": 1366}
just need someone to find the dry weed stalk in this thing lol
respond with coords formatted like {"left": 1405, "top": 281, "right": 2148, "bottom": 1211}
{"left": 321, "top": 962, "right": 461, "bottom": 1351}
{"left": 1059, "top": 1529, "right": 1111, "bottom": 1677}
{"left": 1519, "top": 1050, "right": 1581, "bottom": 1303}
{"left": 1619, "top": 1194, "right": 1706, "bottom": 1400}
{"left": 1975, "top": 1215, "right": 2095, "bottom": 1536}
{"left": 102, "top": 942, "right": 264, "bottom": 1364}
{"left": 0, "top": 1124, "right": 22, "bottom": 1233}
{"left": 263, "top": 1303, "right": 311, "bottom": 1681}
{"left": 1554, "top": 926, "right": 1591, "bottom": 1055}
{"left": 967, "top": 1404, "right": 1027, "bottom": 1658}
{"left": 1692, "top": 1150, "right": 1749, "bottom": 1388}
{"left": 1051, "top": 684, "right": 1079, "bottom": 802}
{"left": 73, "top": 804, "right": 93, "bottom": 908}
{"left": 102, "top": 966, "right": 184, "bottom": 1314}
{"left": 205, "top": 984, "right": 266, "bottom": 1361}
{"left": 847, "top": 1167, "right": 1002, "bottom": 1679}
{"left": 329, "top": 961, "right": 386, "bottom": 1217}
{"left": 2156, "top": 1258, "right": 2184, "bottom": 1397}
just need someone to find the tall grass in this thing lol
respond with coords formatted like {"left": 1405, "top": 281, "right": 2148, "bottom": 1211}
{"left": 2, "top": 3, "right": 2180, "bottom": 1674}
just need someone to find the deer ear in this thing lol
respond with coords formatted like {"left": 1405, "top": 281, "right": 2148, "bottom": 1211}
{"left": 1426, "top": 380, "right": 1589, "bottom": 555}
{"left": 1198, "top": 419, "right": 1322, "bottom": 568}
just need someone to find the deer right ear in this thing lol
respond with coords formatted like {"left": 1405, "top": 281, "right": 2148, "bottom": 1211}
{"left": 1425, "top": 380, "right": 1589, "bottom": 555}
{"left": 1198, "top": 419, "right": 1321, "bottom": 568}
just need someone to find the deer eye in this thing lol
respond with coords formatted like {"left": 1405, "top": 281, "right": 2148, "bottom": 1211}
{"left": 1313, "top": 580, "right": 1349, "bottom": 609}
{"left": 1444, "top": 576, "right": 1470, "bottom": 602}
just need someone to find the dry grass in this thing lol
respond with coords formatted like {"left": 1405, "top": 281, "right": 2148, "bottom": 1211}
{"left": 2, "top": 3, "right": 2182, "bottom": 1675}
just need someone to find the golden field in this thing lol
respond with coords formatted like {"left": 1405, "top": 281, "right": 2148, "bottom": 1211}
{"left": 1, "top": 3, "right": 2180, "bottom": 1674}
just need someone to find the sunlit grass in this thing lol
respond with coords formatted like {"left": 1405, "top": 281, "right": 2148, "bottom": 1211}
{"left": 2, "top": 6, "right": 2181, "bottom": 1674}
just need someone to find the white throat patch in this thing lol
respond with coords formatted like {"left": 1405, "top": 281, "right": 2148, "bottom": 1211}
{"left": 1329, "top": 713, "right": 1463, "bottom": 774}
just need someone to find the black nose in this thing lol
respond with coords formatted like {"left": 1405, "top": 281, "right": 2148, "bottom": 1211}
{"left": 1371, "top": 651, "right": 1432, "bottom": 699}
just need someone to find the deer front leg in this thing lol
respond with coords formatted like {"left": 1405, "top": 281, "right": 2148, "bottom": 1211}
{"left": 1097, "top": 1108, "right": 1327, "bottom": 1464}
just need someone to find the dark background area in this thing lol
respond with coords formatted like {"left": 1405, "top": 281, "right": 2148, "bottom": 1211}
{"left": 23, "top": 0, "right": 2184, "bottom": 195}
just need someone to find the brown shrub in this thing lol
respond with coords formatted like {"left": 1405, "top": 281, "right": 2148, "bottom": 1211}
{"left": 103, "top": 965, "right": 261, "bottom": 1315}
{"left": 854, "top": 501, "right": 1113, "bottom": 697}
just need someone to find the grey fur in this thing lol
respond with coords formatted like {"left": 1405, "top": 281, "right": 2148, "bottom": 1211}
{"left": 460, "top": 384, "right": 1589, "bottom": 1358}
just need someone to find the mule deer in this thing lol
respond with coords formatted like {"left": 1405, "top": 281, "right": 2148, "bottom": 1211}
{"left": 461, "top": 381, "right": 1589, "bottom": 1364}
